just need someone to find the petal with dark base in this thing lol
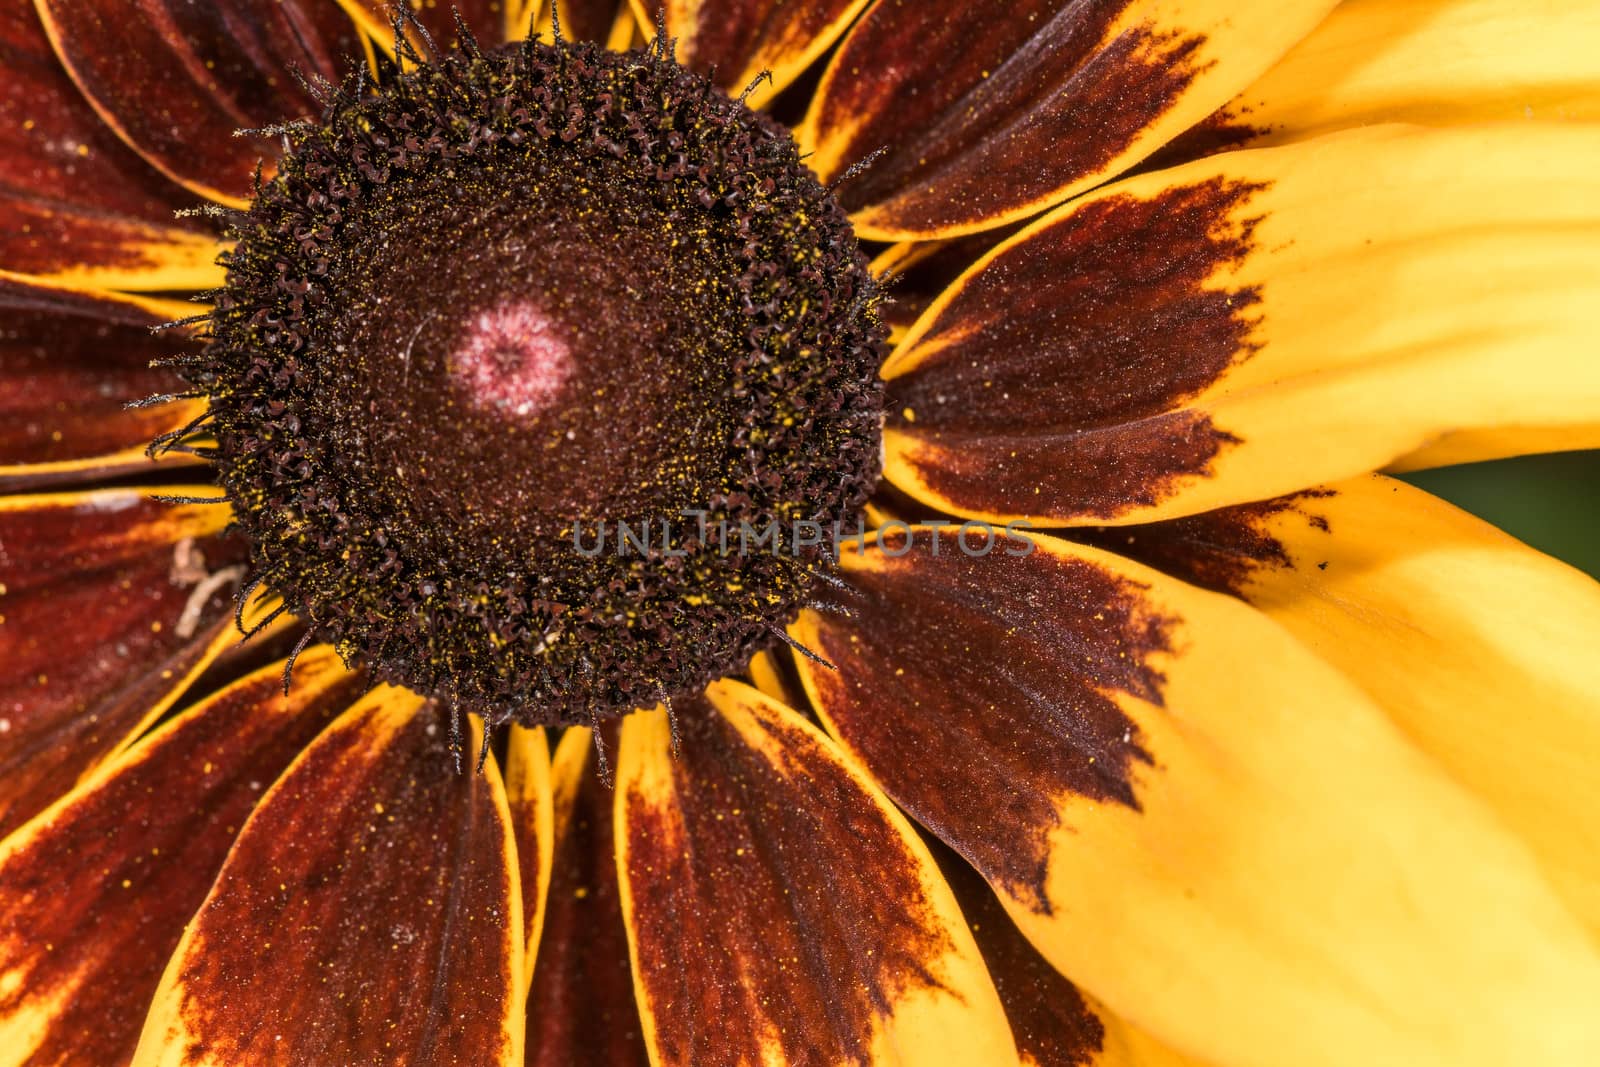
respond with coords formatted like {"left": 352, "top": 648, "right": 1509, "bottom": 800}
{"left": 1096, "top": 474, "right": 1600, "bottom": 935}
{"left": 133, "top": 694, "right": 524, "bottom": 1067}
{"left": 0, "top": 648, "right": 364, "bottom": 1067}
{"left": 36, "top": 0, "right": 368, "bottom": 206}
{"left": 802, "top": 0, "right": 1336, "bottom": 240}
{"left": 792, "top": 528, "right": 1600, "bottom": 1067}
{"left": 882, "top": 126, "right": 1600, "bottom": 524}
{"left": 615, "top": 681, "right": 1019, "bottom": 1067}
{"left": 926, "top": 837, "right": 1200, "bottom": 1067}
{"left": 633, "top": 0, "right": 871, "bottom": 105}
{"left": 526, "top": 727, "right": 650, "bottom": 1067}
{"left": 0, "top": 488, "right": 249, "bottom": 839}
{"left": 0, "top": 279, "right": 208, "bottom": 489}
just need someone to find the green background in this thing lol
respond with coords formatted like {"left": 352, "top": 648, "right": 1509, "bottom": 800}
{"left": 1404, "top": 450, "right": 1600, "bottom": 577}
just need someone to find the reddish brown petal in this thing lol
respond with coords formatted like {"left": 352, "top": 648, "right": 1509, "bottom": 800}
{"left": 881, "top": 176, "right": 1267, "bottom": 523}
{"left": 0, "top": 201, "right": 225, "bottom": 294}
{"left": 0, "top": 279, "right": 208, "bottom": 488}
{"left": 36, "top": 0, "right": 368, "bottom": 206}
{"left": 526, "top": 726, "right": 650, "bottom": 1067}
{"left": 132, "top": 695, "right": 523, "bottom": 1067}
{"left": 0, "top": 5, "right": 227, "bottom": 288}
{"left": 0, "top": 647, "right": 365, "bottom": 1067}
{"left": 636, "top": 0, "right": 871, "bottom": 103}
{"left": 550, "top": 0, "right": 630, "bottom": 44}
{"left": 792, "top": 528, "right": 1169, "bottom": 911}
{"left": 615, "top": 682, "right": 1018, "bottom": 1066}
{"left": 872, "top": 227, "right": 1021, "bottom": 340}
{"left": 0, "top": 489, "right": 249, "bottom": 839}
{"left": 802, "top": 0, "right": 1334, "bottom": 240}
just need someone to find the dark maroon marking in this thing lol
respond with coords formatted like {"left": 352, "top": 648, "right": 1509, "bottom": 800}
{"left": 1076, "top": 490, "right": 1335, "bottom": 597}
{"left": 37, "top": 0, "right": 365, "bottom": 203}
{"left": 808, "top": 529, "right": 1175, "bottom": 911}
{"left": 0, "top": 494, "right": 247, "bottom": 838}
{"left": 885, "top": 178, "right": 1268, "bottom": 520}
{"left": 622, "top": 691, "right": 951, "bottom": 1067}
{"left": 0, "top": 281, "right": 197, "bottom": 478}
{"left": 1138, "top": 108, "right": 1270, "bottom": 173}
{"left": 925, "top": 834, "right": 1106, "bottom": 1067}
{"left": 0, "top": 5, "right": 210, "bottom": 269}
{"left": 556, "top": 0, "right": 627, "bottom": 43}
{"left": 527, "top": 729, "right": 650, "bottom": 1067}
{"left": 637, "top": 0, "right": 863, "bottom": 91}
{"left": 0, "top": 656, "right": 365, "bottom": 1067}
{"left": 877, "top": 225, "right": 1021, "bottom": 336}
{"left": 815, "top": 0, "right": 1211, "bottom": 233}
{"left": 172, "top": 700, "right": 518, "bottom": 1065}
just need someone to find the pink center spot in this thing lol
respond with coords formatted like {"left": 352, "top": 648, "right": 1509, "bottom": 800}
{"left": 452, "top": 301, "right": 574, "bottom": 417}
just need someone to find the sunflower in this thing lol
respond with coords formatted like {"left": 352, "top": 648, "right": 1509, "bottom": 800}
{"left": 1, "top": 0, "right": 1598, "bottom": 1065}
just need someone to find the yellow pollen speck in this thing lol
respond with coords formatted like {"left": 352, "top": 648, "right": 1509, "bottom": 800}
{"left": 374, "top": 802, "right": 385, "bottom": 814}
{"left": 901, "top": 407, "right": 915, "bottom": 423}
{"left": 121, "top": 879, "right": 131, "bottom": 888}
{"left": 150, "top": 621, "right": 162, "bottom": 632}
{"left": 574, "top": 887, "right": 590, "bottom": 900}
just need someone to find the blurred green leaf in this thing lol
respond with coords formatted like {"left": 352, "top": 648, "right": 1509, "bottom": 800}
{"left": 1401, "top": 451, "right": 1600, "bottom": 578}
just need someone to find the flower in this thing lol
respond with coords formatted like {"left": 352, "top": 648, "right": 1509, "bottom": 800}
{"left": 0, "top": 1, "right": 1597, "bottom": 1066}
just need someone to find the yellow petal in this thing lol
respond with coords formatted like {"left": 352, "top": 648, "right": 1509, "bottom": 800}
{"left": 793, "top": 527, "right": 1600, "bottom": 1067}
{"left": 1100, "top": 474, "right": 1600, "bottom": 934}
{"left": 1200, "top": 0, "right": 1600, "bottom": 157}
{"left": 929, "top": 834, "right": 1208, "bottom": 1067}
{"left": 506, "top": 725, "right": 555, "bottom": 976}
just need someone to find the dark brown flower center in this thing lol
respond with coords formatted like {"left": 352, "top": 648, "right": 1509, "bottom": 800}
{"left": 189, "top": 36, "right": 884, "bottom": 726}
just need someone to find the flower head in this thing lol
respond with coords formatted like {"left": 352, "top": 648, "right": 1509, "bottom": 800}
{"left": 0, "top": 3, "right": 1597, "bottom": 1067}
